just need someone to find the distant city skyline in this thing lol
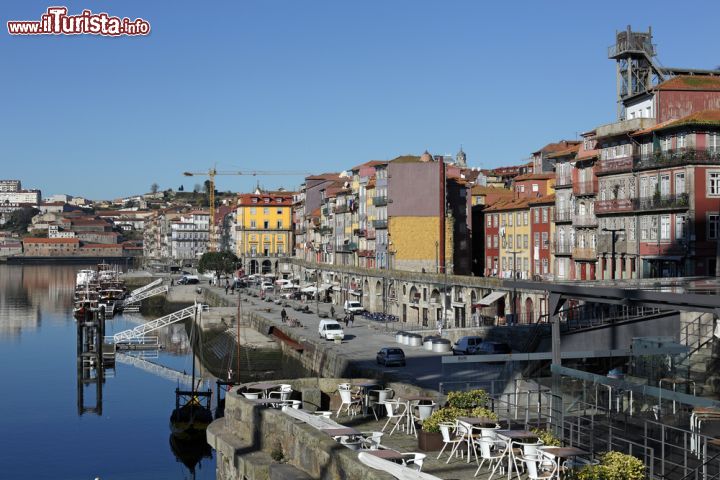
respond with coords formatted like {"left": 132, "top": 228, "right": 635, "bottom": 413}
{"left": 2, "top": 0, "right": 719, "bottom": 199}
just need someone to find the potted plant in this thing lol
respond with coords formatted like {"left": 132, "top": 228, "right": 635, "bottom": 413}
{"left": 418, "top": 407, "right": 463, "bottom": 451}
{"left": 531, "top": 427, "right": 561, "bottom": 446}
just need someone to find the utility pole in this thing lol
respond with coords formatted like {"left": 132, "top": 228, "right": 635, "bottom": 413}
{"left": 315, "top": 268, "right": 320, "bottom": 314}
{"left": 603, "top": 228, "right": 624, "bottom": 280}
{"left": 508, "top": 250, "right": 520, "bottom": 324}
{"left": 441, "top": 262, "right": 453, "bottom": 331}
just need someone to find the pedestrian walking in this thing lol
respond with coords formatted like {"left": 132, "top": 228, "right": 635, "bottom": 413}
{"left": 330, "top": 305, "right": 335, "bottom": 318}
{"left": 349, "top": 313, "right": 354, "bottom": 328}
{"left": 344, "top": 314, "right": 349, "bottom": 327}
{"left": 281, "top": 308, "right": 287, "bottom": 323}
{"left": 225, "top": 284, "right": 229, "bottom": 295}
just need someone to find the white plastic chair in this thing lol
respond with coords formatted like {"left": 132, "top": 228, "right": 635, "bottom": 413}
{"left": 381, "top": 400, "right": 407, "bottom": 435}
{"left": 474, "top": 436, "right": 508, "bottom": 477}
{"left": 437, "top": 422, "right": 464, "bottom": 462}
{"left": 336, "top": 388, "right": 361, "bottom": 417}
{"left": 338, "top": 383, "right": 351, "bottom": 390}
{"left": 314, "top": 411, "right": 333, "bottom": 418}
{"left": 369, "top": 388, "right": 394, "bottom": 421}
{"left": 242, "top": 391, "right": 260, "bottom": 400}
{"left": 515, "top": 453, "right": 559, "bottom": 480}
{"left": 401, "top": 452, "right": 427, "bottom": 472}
{"left": 360, "top": 431, "right": 384, "bottom": 450}
{"left": 450, "top": 420, "right": 479, "bottom": 463}
{"left": 269, "top": 385, "right": 293, "bottom": 402}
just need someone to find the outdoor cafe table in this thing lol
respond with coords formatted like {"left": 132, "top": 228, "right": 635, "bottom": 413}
{"left": 368, "top": 449, "right": 404, "bottom": 462}
{"left": 496, "top": 430, "right": 539, "bottom": 480}
{"left": 321, "top": 427, "right": 362, "bottom": 437}
{"left": 456, "top": 416, "right": 498, "bottom": 427}
{"left": 354, "top": 382, "right": 381, "bottom": 416}
{"left": 540, "top": 446, "right": 590, "bottom": 474}
{"left": 249, "top": 398, "right": 286, "bottom": 407}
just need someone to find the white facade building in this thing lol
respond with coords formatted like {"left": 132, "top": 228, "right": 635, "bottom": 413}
{"left": 170, "top": 212, "right": 209, "bottom": 260}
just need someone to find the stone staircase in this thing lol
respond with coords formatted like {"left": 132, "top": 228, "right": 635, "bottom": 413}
{"left": 675, "top": 313, "right": 718, "bottom": 398}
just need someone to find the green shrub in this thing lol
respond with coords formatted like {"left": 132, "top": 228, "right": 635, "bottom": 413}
{"left": 422, "top": 407, "right": 465, "bottom": 433}
{"left": 469, "top": 406, "right": 498, "bottom": 421}
{"left": 447, "top": 389, "right": 489, "bottom": 409}
{"left": 531, "top": 427, "right": 561, "bottom": 446}
{"left": 573, "top": 451, "right": 645, "bottom": 480}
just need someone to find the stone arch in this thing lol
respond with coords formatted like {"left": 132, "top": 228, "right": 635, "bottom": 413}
{"left": 374, "top": 280, "right": 382, "bottom": 312}
{"left": 430, "top": 288, "right": 441, "bottom": 305}
{"left": 261, "top": 260, "right": 272, "bottom": 274}
{"left": 525, "top": 297, "right": 534, "bottom": 324}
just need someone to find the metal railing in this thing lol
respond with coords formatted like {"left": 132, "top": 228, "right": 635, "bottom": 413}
{"left": 595, "top": 198, "right": 634, "bottom": 214}
{"left": 572, "top": 215, "right": 598, "bottom": 227}
{"left": 372, "top": 219, "right": 388, "bottom": 229}
{"left": 554, "top": 242, "right": 573, "bottom": 255}
{"left": 573, "top": 180, "right": 598, "bottom": 196}
{"left": 554, "top": 209, "right": 572, "bottom": 222}
{"left": 555, "top": 176, "right": 573, "bottom": 188}
{"left": 635, "top": 192, "right": 690, "bottom": 211}
{"left": 334, "top": 204, "right": 350, "bottom": 214}
{"left": 597, "top": 156, "right": 634, "bottom": 175}
{"left": 372, "top": 196, "right": 388, "bottom": 206}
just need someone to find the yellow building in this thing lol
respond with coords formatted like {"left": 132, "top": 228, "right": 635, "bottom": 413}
{"left": 236, "top": 192, "right": 293, "bottom": 274}
{"left": 493, "top": 198, "right": 532, "bottom": 280}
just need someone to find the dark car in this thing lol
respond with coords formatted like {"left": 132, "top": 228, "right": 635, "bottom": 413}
{"left": 376, "top": 348, "right": 406, "bottom": 367}
{"left": 469, "top": 341, "right": 511, "bottom": 355}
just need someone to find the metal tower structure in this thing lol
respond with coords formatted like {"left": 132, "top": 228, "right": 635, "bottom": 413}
{"left": 609, "top": 26, "right": 666, "bottom": 120}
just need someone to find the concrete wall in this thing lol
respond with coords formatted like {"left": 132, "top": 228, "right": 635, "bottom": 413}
{"left": 208, "top": 378, "right": 430, "bottom": 480}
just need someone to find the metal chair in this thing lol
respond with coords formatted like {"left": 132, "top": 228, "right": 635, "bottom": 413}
{"left": 336, "top": 388, "right": 361, "bottom": 417}
{"left": 474, "top": 436, "right": 508, "bottom": 477}
{"left": 401, "top": 452, "right": 427, "bottom": 472}
{"left": 514, "top": 453, "right": 559, "bottom": 480}
{"left": 437, "top": 422, "right": 464, "bottom": 462}
{"left": 368, "top": 388, "right": 394, "bottom": 421}
{"left": 360, "top": 431, "right": 384, "bottom": 450}
{"left": 381, "top": 400, "right": 407, "bottom": 435}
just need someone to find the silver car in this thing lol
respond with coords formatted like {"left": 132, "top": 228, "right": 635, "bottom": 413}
{"left": 376, "top": 348, "right": 406, "bottom": 367}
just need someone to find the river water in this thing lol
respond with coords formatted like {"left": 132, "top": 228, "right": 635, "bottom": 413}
{"left": 0, "top": 264, "right": 217, "bottom": 480}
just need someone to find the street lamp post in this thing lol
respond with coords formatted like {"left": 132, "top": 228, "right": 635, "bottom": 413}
{"left": 508, "top": 250, "right": 520, "bottom": 324}
{"left": 441, "top": 262, "right": 453, "bottom": 332}
{"left": 603, "top": 228, "right": 624, "bottom": 280}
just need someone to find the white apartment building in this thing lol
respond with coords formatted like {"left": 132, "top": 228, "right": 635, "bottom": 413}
{"left": 170, "top": 211, "right": 209, "bottom": 260}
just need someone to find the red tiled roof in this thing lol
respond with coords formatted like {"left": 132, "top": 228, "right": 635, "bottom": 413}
{"left": 22, "top": 237, "right": 80, "bottom": 244}
{"left": 237, "top": 194, "right": 292, "bottom": 206}
{"left": 351, "top": 160, "right": 388, "bottom": 171}
{"left": 513, "top": 173, "right": 555, "bottom": 182}
{"left": 484, "top": 198, "right": 531, "bottom": 212}
{"left": 532, "top": 141, "right": 581, "bottom": 156}
{"left": 632, "top": 109, "right": 720, "bottom": 136}
{"left": 471, "top": 185, "right": 513, "bottom": 196}
{"left": 655, "top": 75, "right": 720, "bottom": 91}
{"left": 545, "top": 144, "right": 581, "bottom": 159}
{"left": 529, "top": 194, "right": 556, "bottom": 205}
{"left": 306, "top": 173, "right": 341, "bottom": 181}
{"left": 81, "top": 244, "right": 121, "bottom": 249}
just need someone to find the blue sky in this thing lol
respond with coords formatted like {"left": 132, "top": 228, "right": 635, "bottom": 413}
{"left": 2, "top": 1, "right": 719, "bottom": 200}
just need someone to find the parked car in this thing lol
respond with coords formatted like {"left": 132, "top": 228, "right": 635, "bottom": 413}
{"left": 344, "top": 300, "right": 364, "bottom": 314}
{"left": 261, "top": 283, "right": 274, "bottom": 291}
{"left": 452, "top": 335, "right": 484, "bottom": 355}
{"left": 318, "top": 319, "right": 344, "bottom": 340}
{"left": 376, "top": 348, "right": 406, "bottom": 367}
{"left": 469, "top": 341, "right": 511, "bottom": 355}
{"left": 177, "top": 275, "right": 200, "bottom": 285}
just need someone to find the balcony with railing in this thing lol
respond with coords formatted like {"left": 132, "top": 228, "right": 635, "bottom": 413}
{"left": 372, "top": 219, "right": 388, "bottom": 229}
{"left": 357, "top": 249, "right": 375, "bottom": 258}
{"left": 634, "top": 192, "right": 689, "bottom": 212}
{"left": 635, "top": 149, "right": 720, "bottom": 171}
{"left": 294, "top": 226, "right": 306, "bottom": 235}
{"left": 335, "top": 242, "right": 358, "bottom": 253}
{"left": 595, "top": 198, "right": 634, "bottom": 215}
{"left": 572, "top": 247, "right": 597, "bottom": 260}
{"left": 572, "top": 214, "right": 598, "bottom": 228}
{"left": 317, "top": 226, "right": 332, "bottom": 235}
{"left": 372, "top": 196, "right": 388, "bottom": 206}
{"left": 572, "top": 180, "right": 598, "bottom": 196}
{"left": 334, "top": 204, "right": 350, "bottom": 214}
{"left": 555, "top": 175, "right": 573, "bottom": 189}
{"left": 321, "top": 206, "right": 329, "bottom": 216}
{"left": 554, "top": 209, "right": 572, "bottom": 223}
{"left": 596, "top": 156, "right": 634, "bottom": 175}
{"left": 554, "top": 242, "right": 573, "bottom": 256}
{"left": 365, "top": 230, "right": 376, "bottom": 240}
{"left": 353, "top": 228, "right": 365, "bottom": 237}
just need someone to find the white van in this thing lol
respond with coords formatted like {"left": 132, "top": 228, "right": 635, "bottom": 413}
{"left": 452, "top": 336, "right": 484, "bottom": 355}
{"left": 344, "top": 300, "right": 364, "bottom": 314}
{"left": 318, "top": 319, "right": 344, "bottom": 340}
